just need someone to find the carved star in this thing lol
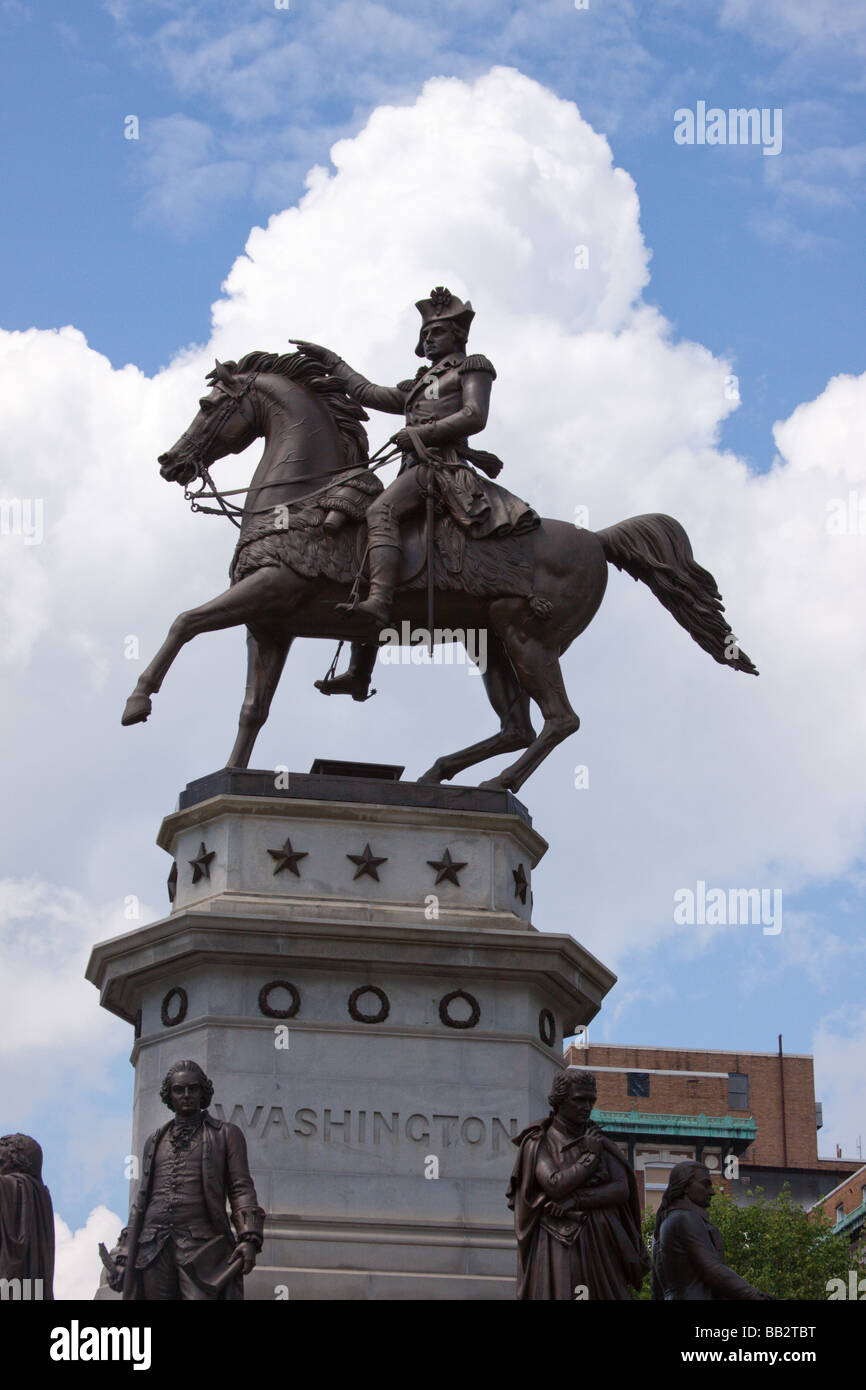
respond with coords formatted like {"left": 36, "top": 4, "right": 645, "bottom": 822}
{"left": 427, "top": 848, "right": 468, "bottom": 886}
{"left": 347, "top": 843, "right": 388, "bottom": 881}
{"left": 512, "top": 862, "right": 529, "bottom": 904}
{"left": 267, "top": 837, "right": 308, "bottom": 878}
{"left": 189, "top": 842, "right": 216, "bottom": 884}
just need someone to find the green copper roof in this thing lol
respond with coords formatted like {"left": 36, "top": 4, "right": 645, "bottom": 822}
{"left": 591, "top": 1108, "right": 758, "bottom": 1140}
{"left": 833, "top": 1199, "right": 866, "bottom": 1237}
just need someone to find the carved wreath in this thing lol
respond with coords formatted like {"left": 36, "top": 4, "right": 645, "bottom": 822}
{"left": 161, "top": 986, "right": 188, "bottom": 1028}
{"left": 438, "top": 989, "right": 481, "bottom": 1030}
{"left": 538, "top": 1008, "right": 555, "bottom": 1047}
{"left": 348, "top": 985, "right": 390, "bottom": 1025}
{"left": 258, "top": 980, "right": 301, "bottom": 1019}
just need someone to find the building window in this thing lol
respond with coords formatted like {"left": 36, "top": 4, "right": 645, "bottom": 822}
{"left": 627, "top": 1072, "right": 650, "bottom": 1098}
{"left": 634, "top": 1146, "right": 696, "bottom": 1212}
{"left": 728, "top": 1073, "right": 749, "bottom": 1110}
{"left": 835, "top": 1203, "right": 845, "bottom": 1224}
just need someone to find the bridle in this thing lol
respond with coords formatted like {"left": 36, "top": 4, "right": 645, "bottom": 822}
{"left": 180, "top": 370, "right": 399, "bottom": 529}
{"left": 181, "top": 370, "right": 261, "bottom": 529}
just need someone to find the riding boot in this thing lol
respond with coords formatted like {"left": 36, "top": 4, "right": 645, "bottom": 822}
{"left": 314, "top": 642, "right": 378, "bottom": 700}
{"left": 355, "top": 544, "right": 401, "bottom": 628}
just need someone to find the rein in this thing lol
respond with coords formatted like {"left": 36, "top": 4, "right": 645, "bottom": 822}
{"left": 180, "top": 371, "right": 261, "bottom": 529}
{"left": 186, "top": 448, "right": 399, "bottom": 524}
{"left": 183, "top": 372, "right": 400, "bottom": 528}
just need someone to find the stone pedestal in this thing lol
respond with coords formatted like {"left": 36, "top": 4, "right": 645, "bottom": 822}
{"left": 87, "top": 768, "right": 615, "bottom": 1300}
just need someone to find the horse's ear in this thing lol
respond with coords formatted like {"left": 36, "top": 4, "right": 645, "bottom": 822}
{"left": 207, "top": 359, "right": 235, "bottom": 388}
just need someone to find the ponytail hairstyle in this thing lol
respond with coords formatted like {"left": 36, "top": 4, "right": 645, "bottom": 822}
{"left": 653, "top": 1160, "right": 709, "bottom": 1243}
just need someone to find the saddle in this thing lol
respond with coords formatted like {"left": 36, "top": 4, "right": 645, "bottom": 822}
{"left": 397, "top": 508, "right": 465, "bottom": 585}
{"left": 230, "top": 470, "right": 539, "bottom": 603}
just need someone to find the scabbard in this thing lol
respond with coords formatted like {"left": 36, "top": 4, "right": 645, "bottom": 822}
{"left": 426, "top": 487, "right": 435, "bottom": 653}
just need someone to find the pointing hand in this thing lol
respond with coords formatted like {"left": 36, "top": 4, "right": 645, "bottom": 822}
{"left": 289, "top": 340, "right": 340, "bottom": 369}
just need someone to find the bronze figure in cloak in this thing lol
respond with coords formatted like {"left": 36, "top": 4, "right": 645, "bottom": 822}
{"left": 0, "top": 1133, "right": 54, "bottom": 1298}
{"left": 507, "top": 1070, "right": 649, "bottom": 1299}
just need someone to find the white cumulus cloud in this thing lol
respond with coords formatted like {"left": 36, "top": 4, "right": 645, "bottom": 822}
{"left": 1, "top": 66, "right": 865, "bottom": 1151}
{"left": 813, "top": 1009, "right": 866, "bottom": 1161}
{"left": 54, "top": 1205, "right": 124, "bottom": 1301}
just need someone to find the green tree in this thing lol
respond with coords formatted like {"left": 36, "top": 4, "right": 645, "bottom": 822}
{"left": 633, "top": 1185, "right": 851, "bottom": 1300}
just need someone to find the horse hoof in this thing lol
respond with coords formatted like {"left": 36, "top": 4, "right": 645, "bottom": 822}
{"left": 122, "top": 694, "right": 152, "bottom": 726}
{"left": 479, "top": 776, "right": 508, "bottom": 792}
{"left": 418, "top": 763, "right": 446, "bottom": 784}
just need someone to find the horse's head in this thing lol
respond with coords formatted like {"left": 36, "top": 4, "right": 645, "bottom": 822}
{"left": 158, "top": 359, "right": 260, "bottom": 486}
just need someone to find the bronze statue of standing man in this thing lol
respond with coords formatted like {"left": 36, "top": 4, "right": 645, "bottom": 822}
{"left": 651, "top": 1161, "right": 770, "bottom": 1300}
{"left": 108, "top": 1061, "right": 264, "bottom": 1300}
{"left": 0, "top": 1133, "right": 54, "bottom": 1299}
{"left": 507, "top": 1070, "right": 649, "bottom": 1299}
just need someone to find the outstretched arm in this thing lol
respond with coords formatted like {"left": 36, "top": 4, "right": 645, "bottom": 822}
{"left": 290, "top": 339, "right": 405, "bottom": 414}
{"left": 672, "top": 1214, "right": 769, "bottom": 1300}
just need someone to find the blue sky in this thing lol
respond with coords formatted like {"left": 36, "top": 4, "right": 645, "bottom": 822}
{"left": 3, "top": 1, "right": 864, "bottom": 459}
{"left": 2, "top": 0, "right": 866, "bottom": 1256}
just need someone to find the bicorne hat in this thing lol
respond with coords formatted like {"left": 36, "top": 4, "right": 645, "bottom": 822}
{"left": 414, "top": 286, "right": 475, "bottom": 357}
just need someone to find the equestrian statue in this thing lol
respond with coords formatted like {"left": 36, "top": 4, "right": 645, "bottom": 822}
{"left": 122, "top": 287, "right": 757, "bottom": 795}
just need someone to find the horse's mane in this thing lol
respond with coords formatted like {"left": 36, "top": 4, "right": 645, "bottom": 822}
{"left": 216, "top": 351, "right": 370, "bottom": 467}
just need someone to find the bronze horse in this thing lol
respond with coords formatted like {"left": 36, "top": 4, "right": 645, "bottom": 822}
{"left": 122, "top": 352, "right": 756, "bottom": 793}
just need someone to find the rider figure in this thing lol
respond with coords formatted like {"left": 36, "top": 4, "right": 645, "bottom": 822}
{"left": 293, "top": 287, "right": 538, "bottom": 637}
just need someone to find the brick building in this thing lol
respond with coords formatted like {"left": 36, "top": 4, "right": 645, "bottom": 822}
{"left": 810, "top": 1163, "right": 866, "bottom": 1253}
{"left": 563, "top": 1039, "right": 862, "bottom": 1211}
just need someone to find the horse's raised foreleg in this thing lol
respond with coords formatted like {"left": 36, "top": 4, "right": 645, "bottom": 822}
{"left": 121, "top": 568, "right": 291, "bottom": 726}
{"left": 417, "top": 631, "right": 536, "bottom": 784}
{"left": 479, "top": 600, "right": 580, "bottom": 794}
{"left": 226, "top": 629, "right": 292, "bottom": 769}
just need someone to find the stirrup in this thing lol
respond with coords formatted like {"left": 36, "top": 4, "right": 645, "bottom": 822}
{"left": 314, "top": 672, "right": 377, "bottom": 702}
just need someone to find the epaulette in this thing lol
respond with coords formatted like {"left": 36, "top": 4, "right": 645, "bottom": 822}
{"left": 397, "top": 367, "right": 428, "bottom": 393}
{"left": 457, "top": 354, "right": 496, "bottom": 379}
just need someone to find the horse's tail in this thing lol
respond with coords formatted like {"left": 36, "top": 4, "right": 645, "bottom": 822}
{"left": 595, "top": 513, "right": 758, "bottom": 675}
